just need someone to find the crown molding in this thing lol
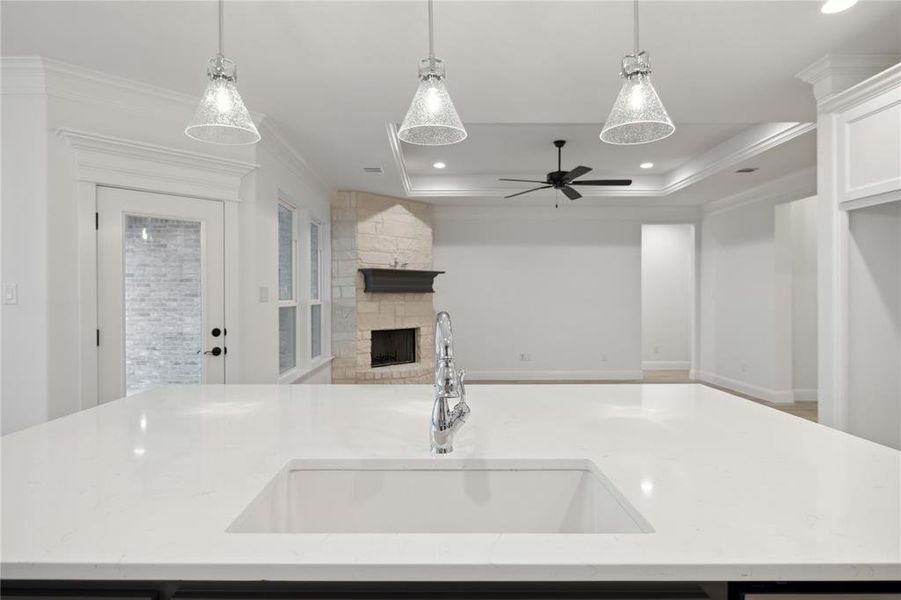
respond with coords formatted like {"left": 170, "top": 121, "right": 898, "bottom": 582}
{"left": 0, "top": 56, "right": 47, "bottom": 94}
{"left": 796, "top": 54, "right": 901, "bottom": 104}
{"left": 433, "top": 203, "right": 701, "bottom": 222}
{"left": 662, "top": 122, "right": 815, "bottom": 195}
{"left": 57, "top": 128, "right": 258, "bottom": 202}
{"left": 386, "top": 122, "right": 415, "bottom": 196}
{"left": 4, "top": 56, "right": 329, "bottom": 198}
{"left": 818, "top": 61, "right": 901, "bottom": 114}
{"left": 387, "top": 121, "right": 814, "bottom": 200}
{"left": 702, "top": 167, "right": 816, "bottom": 217}
{"left": 1, "top": 55, "right": 266, "bottom": 124}
{"left": 258, "top": 117, "right": 331, "bottom": 196}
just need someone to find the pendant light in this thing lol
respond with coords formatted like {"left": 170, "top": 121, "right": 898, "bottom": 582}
{"left": 600, "top": 0, "right": 674, "bottom": 145}
{"left": 397, "top": 0, "right": 467, "bottom": 146}
{"left": 185, "top": 0, "right": 260, "bottom": 145}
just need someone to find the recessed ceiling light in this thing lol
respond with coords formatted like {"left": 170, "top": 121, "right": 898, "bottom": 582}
{"left": 640, "top": 162, "right": 654, "bottom": 169}
{"left": 821, "top": 0, "right": 858, "bottom": 14}
{"left": 736, "top": 167, "right": 759, "bottom": 173}
{"left": 433, "top": 162, "right": 447, "bottom": 169}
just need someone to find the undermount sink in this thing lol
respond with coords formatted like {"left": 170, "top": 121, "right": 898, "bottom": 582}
{"left": 228, "top": 459, "right": 653, "bottom": 534}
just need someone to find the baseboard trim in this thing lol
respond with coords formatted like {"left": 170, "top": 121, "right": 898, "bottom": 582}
{"left": 793, "top": 388, "right": 818, "bottom": 402}
{"left": 467, "top": 370, "right": 644, "bottom": 381}
{"left": 641, "top": 361, "right": 691, "bottom": 371}
{"left": 694, "top": 370, "right": 795, "bottom": 404}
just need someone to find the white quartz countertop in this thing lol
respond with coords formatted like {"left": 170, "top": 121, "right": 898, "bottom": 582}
{"left": 2, "top": 383, "right": 899, "bottom": 582}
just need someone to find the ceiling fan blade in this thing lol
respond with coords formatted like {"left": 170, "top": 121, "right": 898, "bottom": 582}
{"left": 561, "top": 186, "right": 582, "bottom": 200}
{"left": 570, "top": 179, "right": 633, "bottom": 186}
{"left": 505, "top": 185, "right": 552, "bottom": 199}
{"left": 561, "top": 165, "right": 592, "bottom": 183}
{"left": 498, "top": 178, "right": 548, "bottom": 184}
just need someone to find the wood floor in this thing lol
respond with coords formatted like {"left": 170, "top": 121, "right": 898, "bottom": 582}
{"left": 470, "top": 371, "right": 819, "bottom": 423}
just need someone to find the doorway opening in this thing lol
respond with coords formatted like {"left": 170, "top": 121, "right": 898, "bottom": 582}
{"left": 775, "top": 196, "right": 818, "bottom": 405}
{"left": 640, "top": 224, "right": 695, "bottom": 382}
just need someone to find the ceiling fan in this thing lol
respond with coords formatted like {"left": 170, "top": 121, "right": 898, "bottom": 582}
{"left": 499, "top": 140, "right": 632, "bottom": 200}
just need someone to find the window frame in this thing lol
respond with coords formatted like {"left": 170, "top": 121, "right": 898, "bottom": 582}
{"left": 310, "top": 219, "right": 323, "bottom": 359}
{"left": 277, "top": 200, "right": 299, "bottom": 375}
{"left": 277, "top": 193, "right": 331, "bottom": 385}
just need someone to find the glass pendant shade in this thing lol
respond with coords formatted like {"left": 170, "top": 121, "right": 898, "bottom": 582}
{"left": 185, "top": 55, "right": 260, "bottom": 145}
{"left": 397, "top": 57, "right": 467, "bottom": 146}
{"left": 600, "top": 52, "right": 674, "bottom": 145}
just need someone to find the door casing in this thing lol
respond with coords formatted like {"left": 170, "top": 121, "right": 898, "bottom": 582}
{"left": 60, "top": 128, "right": 254, "bottom": 410}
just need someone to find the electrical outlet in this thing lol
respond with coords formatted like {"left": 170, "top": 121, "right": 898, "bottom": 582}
{"left": 741, "top": 362, "right": 747, "bottom": 373}
{"left": 258, "top": 286, "right": 269, "bottom": 303}
{"left": 519, "top": 353, "right": 531, "bottom": 362}
{"left": 654, "top": 345, "right": 660, "bottom": 355}
{"left": 601, "top": 354, "right": 608, "bottom": 362}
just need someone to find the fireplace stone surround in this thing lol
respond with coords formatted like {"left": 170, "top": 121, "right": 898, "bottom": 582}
{"left": 330, "top": 191, "right": 434, "bottom": 384}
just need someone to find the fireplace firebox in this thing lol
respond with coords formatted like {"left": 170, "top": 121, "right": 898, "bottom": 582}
{"left": 371, "top": 328, "right": 417, "bottom": 368}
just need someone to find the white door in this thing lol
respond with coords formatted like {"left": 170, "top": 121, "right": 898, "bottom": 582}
{"left": 97, "top": 187, "right": 226, "bottom": 403}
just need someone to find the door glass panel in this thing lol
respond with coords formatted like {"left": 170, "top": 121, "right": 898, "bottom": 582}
{"left": 124, "top": 215, "right": 203, "bottom": 395}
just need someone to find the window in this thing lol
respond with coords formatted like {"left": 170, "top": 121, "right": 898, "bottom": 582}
{"left": 310, "top": 220, "right": 322, "bottom": 358}
{"left": 278, "top": 201, "right": 327, "bottom": 381}
{"left": 277, "top": 203, "right": 297, "bottom": 373}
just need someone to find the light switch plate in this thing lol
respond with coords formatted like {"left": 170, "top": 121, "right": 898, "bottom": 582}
{"left": 3, "top": 283, "right": 18, "bottom": 305}
{"left": 258, "top": 286, "right": 269, "bottom": 303}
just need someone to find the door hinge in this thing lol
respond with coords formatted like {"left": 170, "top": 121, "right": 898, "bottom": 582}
{"left": 96, "top": 329, "right": 100, "bottom": 347}
{"left": 95, "top": 212, "right": 99, "bottom": 230}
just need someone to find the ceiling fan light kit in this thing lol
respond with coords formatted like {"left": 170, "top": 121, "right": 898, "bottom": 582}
{"left": 600, "top": 1, "right": 675, "bottom": 145}
{"left": 397, "top": 0, "right": 467, "bottom": 146}
{"left": 185, "top": 0, "right": 260, "bottom": 145}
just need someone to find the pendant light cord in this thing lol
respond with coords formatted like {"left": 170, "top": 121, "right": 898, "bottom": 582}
{"left": 633, "top": 0, "right": 640, "bottom": 54}
{"left": 218, "top": 0, "right": 225, "bottom": 56}
{"left": 428, "top": 0, "right": 435, "bottom": 58}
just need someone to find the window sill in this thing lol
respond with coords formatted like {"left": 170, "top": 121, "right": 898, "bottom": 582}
{"left": 278, "top": 355, "right": 334, "bottom": 385}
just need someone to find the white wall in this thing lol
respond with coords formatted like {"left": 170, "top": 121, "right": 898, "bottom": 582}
{"left": 700, "top": 198, "right": 780, "bottom": 399}
{"left": 244, "top": 138, "right": 332, "bottom": 384}
{"left": 847, "top": 201, "right": 901, "bottom": 449}
{"left": 640, "top": 224, "right": 693, "bottom": 370}
{"left": 1, "top": 58, "right": 331, "bottom": 434}
{"left": 1, "top": 78, "right": 49, "bottom": 432}
{"left": 433, "top": 206, "right": 698, "bottom": 380}
{"left": 697, "top": 170, "right": 817, "bottom": 403}
{"left": 790, "top": 196, "right": 818, "bottom": 399}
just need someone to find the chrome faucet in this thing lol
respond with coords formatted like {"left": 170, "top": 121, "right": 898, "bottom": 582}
{"left": 431, "top": 311, "right": 470, "bottom": 454}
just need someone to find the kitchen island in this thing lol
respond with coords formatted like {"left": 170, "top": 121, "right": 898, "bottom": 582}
{"left": 2, "top": 383, "right": 899, "bottom": 597}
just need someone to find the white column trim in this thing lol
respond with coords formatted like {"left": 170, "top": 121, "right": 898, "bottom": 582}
{"left": 799, "top": 58, "right": 901, "bottom": 431}
{"left": 796, "top": 54, "right": 900, "bottom": 104}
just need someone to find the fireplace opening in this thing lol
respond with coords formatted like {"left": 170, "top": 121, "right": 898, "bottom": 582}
{"left": 371, "top": 328, "right": 416, "bottom": 368}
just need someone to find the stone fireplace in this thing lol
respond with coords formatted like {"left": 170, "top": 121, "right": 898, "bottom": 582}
{"left": 330, "top": 192, "right": 434, "bottom": 384}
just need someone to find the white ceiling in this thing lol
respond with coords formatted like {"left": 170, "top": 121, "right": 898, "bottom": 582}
{"left": 3, "top": 1, "right": 900, "bottom": 204}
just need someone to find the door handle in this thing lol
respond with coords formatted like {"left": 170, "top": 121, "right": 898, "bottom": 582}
{"left": 198, "top": 347, "right": 223, "bottom": 356}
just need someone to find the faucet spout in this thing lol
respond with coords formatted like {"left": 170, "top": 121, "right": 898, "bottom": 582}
{"left": 431, "top": 312, "right": 470, "bottom": 454}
